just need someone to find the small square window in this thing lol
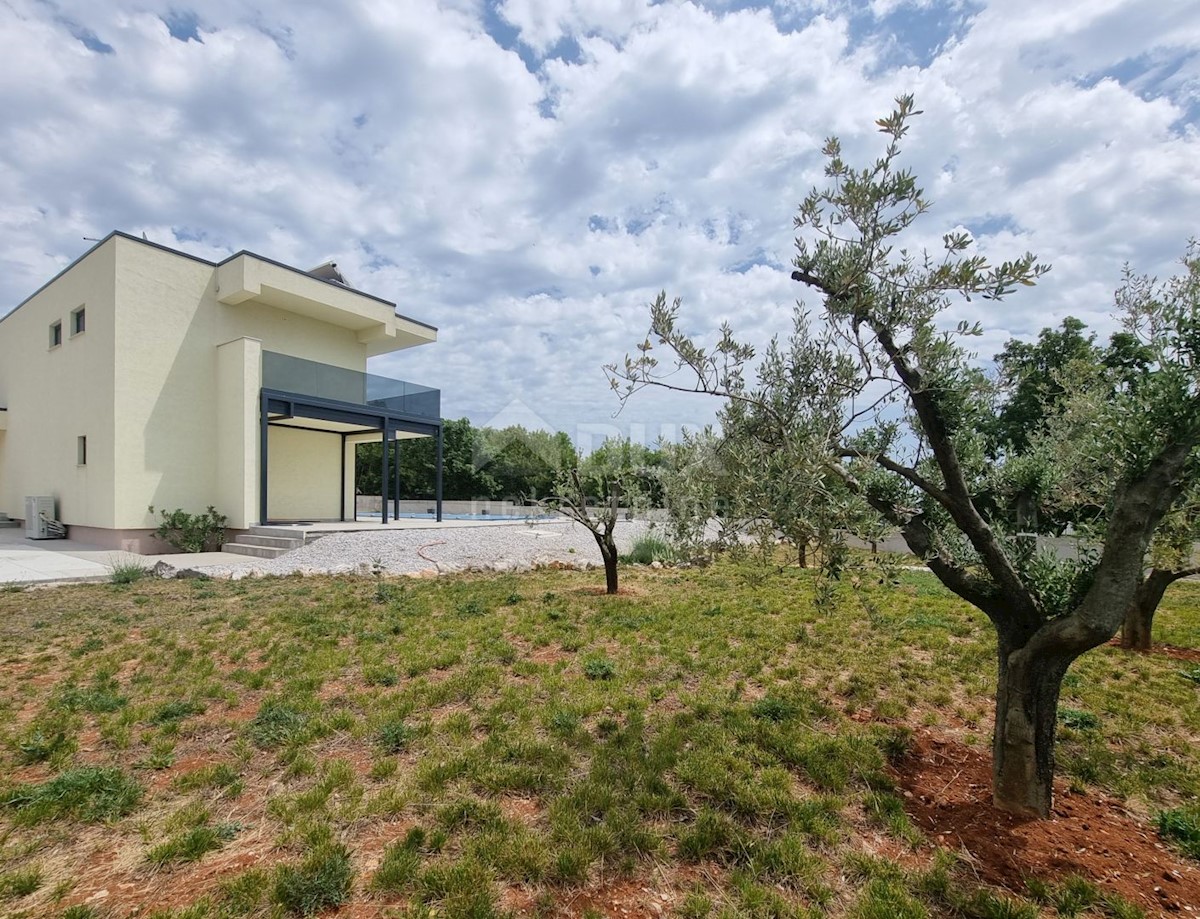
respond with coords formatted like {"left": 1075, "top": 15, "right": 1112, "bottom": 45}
{"left": 77, "top": 436, "right": 87, "bottom": 466}
{"left": 49, "top": 321, "right": 62, "bottom": 348}
{"left": 70, "top": 306, "right": 85, "bottom": 336}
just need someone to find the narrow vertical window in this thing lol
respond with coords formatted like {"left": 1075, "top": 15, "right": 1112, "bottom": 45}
{"left": 70, "top": 306, "right": 86, "bottom": 335}
{"left": 77, "top": 436, "right": 87, "bottom": 466}
{"left": 49, "top": 321, "right": 62, "bottom": 347}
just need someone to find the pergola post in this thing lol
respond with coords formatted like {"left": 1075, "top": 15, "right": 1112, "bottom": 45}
{"left": 435, "top": 425, "right": 443, "bottom": 523}
{"left": 258, "top": 391, "right": 269, "bottom": 525}
{"left": 393, "top": 437, "right": 401, "bottom": 521}
{"left": 380, "top": 420, "right": 390, "bottom": 525}
{"left": 339, "top": 433, "right": 347, "bottom": 522}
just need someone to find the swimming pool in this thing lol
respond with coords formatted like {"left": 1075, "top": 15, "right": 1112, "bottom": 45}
{"left": 359, "top": 512, "right": 556, "bottom": 521}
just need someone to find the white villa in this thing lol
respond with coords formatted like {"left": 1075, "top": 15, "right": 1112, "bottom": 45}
{"left": 0, "top": 232, "right": 443, "bottom": 552}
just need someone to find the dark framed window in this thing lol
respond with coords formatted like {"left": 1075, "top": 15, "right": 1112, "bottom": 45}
{"left": 77, "top": 435, "right": 87, "bottom": 466}
{"left": 70, "top": 306, "right": 86, "bottom": 336}
{"left": 49, "top": 321, "right": 62, "bottom": 348}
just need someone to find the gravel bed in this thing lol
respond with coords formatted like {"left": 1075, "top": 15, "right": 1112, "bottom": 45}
{"left": 180, "top": 518, "right": 658, "bottom": 579}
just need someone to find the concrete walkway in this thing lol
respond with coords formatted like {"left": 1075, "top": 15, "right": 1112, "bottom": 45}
{"left": 0, "top": 517, "right": 560, "bottom": 586}
{"left": 0, "top": 528, "right": 251, "bottom": 586}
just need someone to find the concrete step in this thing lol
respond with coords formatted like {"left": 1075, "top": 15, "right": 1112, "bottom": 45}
{"left": 0, "top": 514, "right": 18, "bottom": 528}
{"left": 236, "top": 534, "right": 304, "bottom": 550}
{"left": 248, "top": 525, "right": 312, "bottom": 541}
{"left": 221, "top": 542, "right": 292, "bottom": 559}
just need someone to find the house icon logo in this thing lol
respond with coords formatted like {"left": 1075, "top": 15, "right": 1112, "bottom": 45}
{"left": 472, "top": 400, "right": 572, "bottom": 498}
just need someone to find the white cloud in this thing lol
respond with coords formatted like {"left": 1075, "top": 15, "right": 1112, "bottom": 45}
{"left": 0, "top": 0, "right": 1198, "bottom": 443}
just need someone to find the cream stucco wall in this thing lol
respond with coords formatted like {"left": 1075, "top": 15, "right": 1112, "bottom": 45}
{"left": 267, "top": 426, "right": 343, "bottom": 520}
{"left": 110, "top": 238, "right": 371, "bottom": 529}
{"left": 216, "top": 337, "right": 262, "bottom": 529}
{"left": 0, "top": 233, "right": 433, "bottom": 538}
{"left": 0, "top": 241, "right": 118, "bottom": 527}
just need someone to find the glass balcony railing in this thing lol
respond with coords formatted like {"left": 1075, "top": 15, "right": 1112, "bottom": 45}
{"left": 262, "top": 351, "right": 440, "bottom": 421}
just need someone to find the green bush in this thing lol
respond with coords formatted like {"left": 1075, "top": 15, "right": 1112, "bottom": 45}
{"left": 624, "top": 532, "right": 675, "bottom": 565}
{"left": 148, "top": 505, "right": 228, "bottom": 553}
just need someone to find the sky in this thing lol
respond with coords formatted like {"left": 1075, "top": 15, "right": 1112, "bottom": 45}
{"left": 1, "top": 0, "right": 1197, "bottom": 450}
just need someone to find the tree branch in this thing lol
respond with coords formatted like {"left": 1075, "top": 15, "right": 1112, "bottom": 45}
{"left": 827, "top": 460, "right": 1002, "bottom": 618}
{"left": 865, "top": 316, "right": 1041, "bottom": 630}
{"left": 839, "top": 448, "right": 954, "bottom": 510}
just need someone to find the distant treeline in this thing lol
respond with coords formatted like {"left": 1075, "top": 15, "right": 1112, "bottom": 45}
{"left": 355, "top": 418, "right": 666, "bottom": 504}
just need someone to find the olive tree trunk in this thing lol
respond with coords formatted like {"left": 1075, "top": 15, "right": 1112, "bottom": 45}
{"left": 992, "top": 641, "right": 1070, "bottom": 817}
{"left": 1120, "top": 567, "right": 1198, "bottom": 651}
{"left": 593, "top": 533, "right": 619, "bottom": 594}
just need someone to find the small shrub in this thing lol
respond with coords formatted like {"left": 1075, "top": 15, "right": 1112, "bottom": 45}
{"left": 149, "top": 505, "right": 228, "bottom": 553}
{"left": 2, "top": 766, "right": 142, "bottom": 824}
{"left": 624, "top": 533, "right": 675, "bottom": 565}
{"left": 109, "top": 560, "right": 148, "bottom": 585}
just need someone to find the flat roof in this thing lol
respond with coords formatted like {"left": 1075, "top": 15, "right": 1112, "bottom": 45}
{"left": 0, "top": 230, "right": 437, "bottom": 333}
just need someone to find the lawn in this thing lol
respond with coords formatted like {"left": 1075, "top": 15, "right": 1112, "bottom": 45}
{"left": 0, "top": 560, "right": 1197, "bottom": 918}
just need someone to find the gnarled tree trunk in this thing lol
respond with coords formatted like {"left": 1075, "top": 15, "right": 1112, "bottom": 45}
{"left": 595, "top": 534, "right": 619, "bottom": 594}
{"left": 1121, "top": 568, "right": 1185, "bottom": 651}
{"left": 992, "top": 641, "right": 1070, "bottom": 817}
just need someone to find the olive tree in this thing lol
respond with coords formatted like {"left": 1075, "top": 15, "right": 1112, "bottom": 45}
{"left": 660, "top": 341, "right": 883, "bottom": 570}
{"left": 1012, "top": 314, "right": 1200, "bottom": 653}
{"left": 610, "top": 95, "right": 1200, "bottom": 816}
{"left": 542, "top": 438, "right": 650, "bottom": 594}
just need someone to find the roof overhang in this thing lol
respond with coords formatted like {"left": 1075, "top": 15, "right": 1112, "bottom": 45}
{"left": 262, "top": 389, "right": 440, "bottom": 437}
{"left": 216, "top": 253, "right": 436, "bottom": 356}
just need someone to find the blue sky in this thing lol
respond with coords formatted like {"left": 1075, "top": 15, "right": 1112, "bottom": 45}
{"left": 1, "top": 0, "right": 1197, "bottom": 447}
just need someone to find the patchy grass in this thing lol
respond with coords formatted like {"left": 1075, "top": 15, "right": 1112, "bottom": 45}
{"left": 0, "top": 561, "right": 1195, "bottom": 916}
{"left": 1, "top": 766, "right": 142, "bottom": 824}
{"left": 1157, "top": 804, "right": 1200, "bottom": 860}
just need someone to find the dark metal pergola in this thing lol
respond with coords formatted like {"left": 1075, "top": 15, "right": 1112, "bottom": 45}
{"left": 259, "top": 388, "right": 443, "bottom": 526}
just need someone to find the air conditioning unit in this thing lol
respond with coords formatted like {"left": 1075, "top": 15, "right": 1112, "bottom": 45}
{"left": 25, "top": 496, "right": 58, "bottom": 539}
